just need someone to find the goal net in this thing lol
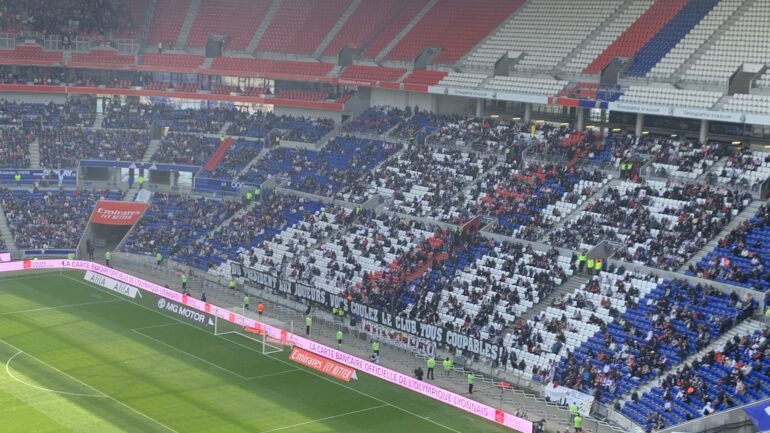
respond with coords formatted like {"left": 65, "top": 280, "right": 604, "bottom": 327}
{"left": 213, "top": 315, "right": 289, "bottom": 355}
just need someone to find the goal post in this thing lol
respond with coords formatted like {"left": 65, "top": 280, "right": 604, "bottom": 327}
{"left": 213, "top": 315, "right": 290, "bottom": 355}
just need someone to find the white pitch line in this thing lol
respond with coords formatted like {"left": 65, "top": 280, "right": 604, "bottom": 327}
{"left": 67, "top": 275, "right": 466, "bottom": 433}
{"left": 131, "top": 322, "right": 183, "bottom": 332}
{"left": 0, "top": 299, "right": 121, "bottom": 316}
{"left": 258, "top": 404, "right": 389, "bottom": 433}
{"left": 131, "top": 327, "right": 252, "bottom": 380}
{"left": 0, "top": 339, "right": 180, "bottom": 433}
{"left": 246, "top": 369, "right": 298, "bottom": 380}
{"left": 5, "top": 351, "right": 106, "bottom": 398}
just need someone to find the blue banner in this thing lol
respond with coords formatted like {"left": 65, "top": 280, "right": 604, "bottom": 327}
{"left": 193, "top": 177, "right": 258, "bottom": 193}
{"left": 0, "top": 169, "right": 77, "bottom": 185}
{"left": 744, "top": 400, "right": 770, "bottom": 431}
{"left": 80, "top": 160, "right": 202, "bottom": 173}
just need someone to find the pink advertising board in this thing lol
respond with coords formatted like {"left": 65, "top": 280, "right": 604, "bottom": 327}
{"left": 0, "top": 260, "right": 533, "bottom": 433}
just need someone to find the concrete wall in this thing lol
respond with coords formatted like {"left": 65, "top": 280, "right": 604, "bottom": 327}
{"left": 370, "top": 89, "right": 435, "bottom": 111}
{"left": 273, "top": 106, "right": 342, "bottom": 123}
{"left": 434, "top": 94, "right": 473, "bottom": 116}
{"left": 1, "top": 91, "right": 68, "bottom": 104}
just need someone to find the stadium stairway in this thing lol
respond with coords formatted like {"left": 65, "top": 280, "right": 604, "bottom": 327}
{"left": 175, "top": 0, "right": 202, "bottom": 49}
{"left": 535, "top": 177, "right": 620, "bottom": 243}
{"left": 374, "top": 0, "right": 438, "bottom": 61}
{"left": 142, "top": 139, "right": 161, "bottom": 163}
{"left": 0, "top": 206, "right": 21, "bottom": 258}
{"left": 235, "top": 146, "right": 270, "bottom": 179}
{"left": 92, "top": 113, "right": 104, "bottom": 129}
{"left": 313, "top": 0, "right": 362, "bottom": 58}
{"left": 672, "top": 0, "right": 756, "bottom": 83}
{"left": 28, "top": 134, "right": 40, "bottom": 168}
{"left": 245, "top": 0, "right": 285, "bottom": 52}
{"left": 519, "top": 273, "right": 589, "bottom": 323}
{"left": 618, "top": 318, "right": 764, "bottom": 403}
{"left": 679, "top": 199, "right": 764, "bottom": 272}
{"left": 554, "top": 0, "right": 638, "bottom": 75}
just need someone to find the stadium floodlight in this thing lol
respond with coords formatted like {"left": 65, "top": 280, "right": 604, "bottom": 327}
{"left": 214, "top": 314, "right": 290, "bottom": 356}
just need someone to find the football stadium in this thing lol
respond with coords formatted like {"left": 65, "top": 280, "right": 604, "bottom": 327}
{"left": 1, "top": 1, "right": 770, "bottom": 432}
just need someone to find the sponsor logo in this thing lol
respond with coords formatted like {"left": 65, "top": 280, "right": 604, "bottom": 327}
{"left": 84, "top": 271, "right": 141, "bottom": 299}
{"left": 90, "top": 201, "right": 147, "bottom": 226}
{"left": 155, "top": 297, "right": 214, "bottom": 326}
{"left": 289, "top": 347, "right": 357, "bottom": 382}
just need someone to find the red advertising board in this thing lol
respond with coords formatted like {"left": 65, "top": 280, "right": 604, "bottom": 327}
{"left": 289, "top": 347, "right": 357, "bottom": 382}
{"left": 90, "top": 201, "right": 147, "bottom": 226}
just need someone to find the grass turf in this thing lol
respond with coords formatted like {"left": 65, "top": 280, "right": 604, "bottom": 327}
{"left": 0, "top": 271, "right": 516, "bottom": 433}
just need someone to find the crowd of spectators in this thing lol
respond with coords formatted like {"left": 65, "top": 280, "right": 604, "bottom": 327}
{"left": 549, "top": 180, "right": 751, "bottom": 271}
{"left": 711, "top": 148, "right": 770, "bottom": 192}
{"left": 151, "top": 105, "right": 233, "bottom": 134}
{"left": 453, "top": 161, "right": 606, "bottom": 240}
{"left": 0, "top": 188, "right": 120, "bottom": 249}
{"left": 102, "top": 100, "right": 156, "bottom": 129}
{"left": 152, "top": 133, "right": 218, "bottom": 166}
{"left": 228, "top": 111, "right": 334, "bottom": 143}
{"left": 121, "top": 194, "right": 242, "bottom": 260}
{"left": 340, "top": 141, "right": 495, "bottom": 217}
{"left": 0, "top": 97, "right": 95, "bottom": 127}
{"left": 195, "top": 195, "right": 329, "bottom": 271}
{"left": 202, "top": 138, "right": 263, "bottom": 180}
{"left": 39, "top": 127, "right": 150, "bottom": 167}
{"left": 552, "top": 270, "right": 752, "bottom": 405}
{"left": 241, "top": 136, "right": 399, "bottom": 196}
{"left": 0, "top": 126, "right": 34, "bottom": 168}
{"left": 626, "top": 326, "right": 770, "bottom": 430}
{"left": 342, "top": 106, "right": 409, "bottom": 135}
{"left": 689, "top": 204, "right": 770, "bottom": 291}
{"left": 0, "top": 0, "right": 135, "bottom": 36}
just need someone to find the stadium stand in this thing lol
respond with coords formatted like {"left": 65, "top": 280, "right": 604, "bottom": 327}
{"left": 140, "top": 53, "right": 205, "bottom": 69}
{"left": 146, "top": 0, "right": 189, "bottom": 47}
{"left": 401, "top": 70, "right": 448, "bottom": 86}
{"left": 682, "top": 1, "right": 770, "bottom": 84}
{"left": 583, "top": 0, "right": 691, "bottom": 75}
{"left": 121, "top": 194, "right": 242, "bottom": 260}
{"left": 256, "top": 0, "right": 352, "bottom": 55}
{"left": 437, "top": 72, "right": 488, "bottom": 89}
{"left": 322, "top": 0, "right": 409, "bottom": 57}
{"left": 228, "top": 111, "right": 334, "bottom": 142}
{"left": 710, "top": 148, "right": 770, "bottom": 192}
{"left": 240, "top": 135, "right": 400, "bottom": 196}
{"left": 0, "top": 188, "right": 122, "bottom": 249}
{"left": 623, "top": 0, "right": 721, "bottom": 77}
{"left": 203, "top": 195, "right": 329, "bottom": 272}
{"left": 152, "top": 133, "right": 219, "bottom": 165}
{"left": 339, "top": 65, "right": 407, "bottom": 83}
{"left": 625, "top": 323, "right": 770, "bottom": 429}
{"left": 203, "top": 138, "right": 263, "bottom": 180}
{"left": 691, "top": 204, "right": 770, "bottom": 291}
{"left": 562, "top": 0, "right": 655, "bottom": 74}
{"left": 70, "top": 49, "right": 135, "bottom": 65}
{"left": 617, "top": 86, "right": 722, "bottom": 109}
{"left": 554, "top": 271, "right": 753, "bottom": 404}
{"left": 39, "top": 128, "right": 150, "bottom": 168}
{"left": 185, "top": 0, "right": 272, "bottom": 50}
{"left": 362, "top": 0, "right": 430, "bottom": 58}
{"left": 645, "top": 0, "right": 744, "bottom": 80}
{"left": 0, "top": 127, "right": 33, "bottom": 168}
{"left": 383, "top": 0, "right": 524, "bottom": 64}
{"left": 463, "top": 0, "right": 622, "bottom": 72}
{"left": 549, "top": 180, "right": 751, "bottom": 271}
{"left": 723, "top": 94, "right": 770, "bottom": 116}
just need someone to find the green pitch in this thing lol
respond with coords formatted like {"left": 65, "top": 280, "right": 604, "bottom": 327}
{"left": 0, "top": 271, "right": 515, "bottom": 433}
